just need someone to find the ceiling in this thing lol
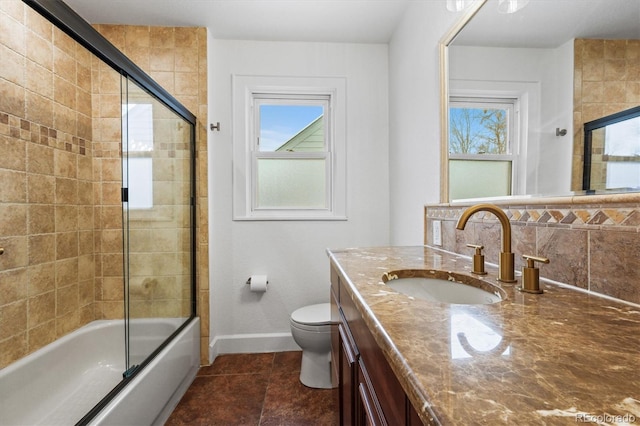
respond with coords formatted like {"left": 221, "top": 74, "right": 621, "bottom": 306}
{"left": 454, "top": 0, "right": 640, "bottom": 48}
{"left": 61, "top": 0, "right": 411, "bottom": 44}
{"left": 61, "top": 0, "right": 640, "bottom": 47}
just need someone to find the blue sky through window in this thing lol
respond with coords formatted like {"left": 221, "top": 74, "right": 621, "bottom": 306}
{"left": 260, "top": 105, "right": 323, "bottom": 151}
{"left": 449, "top": 107, "right": 508, "bottom": 154}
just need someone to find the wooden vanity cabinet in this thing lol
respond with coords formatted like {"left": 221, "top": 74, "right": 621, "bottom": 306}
{"left": 331, "top": 265, "right": 423, "bottom": 425}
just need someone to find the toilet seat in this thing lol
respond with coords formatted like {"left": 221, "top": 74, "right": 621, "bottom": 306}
{"left": 291, "top": 303, "right": 331, "bottom": 326}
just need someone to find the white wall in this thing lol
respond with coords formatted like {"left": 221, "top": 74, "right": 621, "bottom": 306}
{"left": 538, "top": 39, "right": 574, "bottom": 195}
{"left": 388, "top": 1, "right": 459, "bottom": 245}
{"left": 208, "top": 39, "right": 390, "bottom": 359}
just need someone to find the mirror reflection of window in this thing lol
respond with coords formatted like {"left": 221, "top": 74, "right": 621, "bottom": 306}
{"left": 604, "top": 116, "right": 640, "bottom": 156}
{"left": 123, "top": 104, "right": 154, "bottom": 209}
{"left": 604, "top": 117, "right": 640, "bottom": 189}
{"left": 584, "top": 107, "right": 640, "bottom": 192}
{"left": 448, "top": 97, "right": 517, "bottom": 200}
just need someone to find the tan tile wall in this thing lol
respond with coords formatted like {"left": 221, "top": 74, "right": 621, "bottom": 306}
{"left": 0, "top": 1, "right": 209, "bottom": 368}
{"left": 426, "top": 199, "right": 640, "bottom": 305}
{"left": 572, "top": 38, "right": 640, "bottom": 190}
{"left": 0, "top": 2, "right": 95, "bottom": 368}
{"left": 94, "top": 24, "right": 210, "bottom": 365}
{"left": 91, "top": 56, "right": 124, "bottom": 320}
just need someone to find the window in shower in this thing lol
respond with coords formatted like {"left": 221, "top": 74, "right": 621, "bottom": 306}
{"left": 123, "top": 103, "right": 154, "bottom": 210}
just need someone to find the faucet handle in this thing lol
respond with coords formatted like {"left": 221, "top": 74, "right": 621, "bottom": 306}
{"left": 522, "top": 254, "right": 550, "bottom": 267}
{"left": 466, "top": 244, "right": 487, "bottom": 275}
{"left": 520, "top": 254, "right": 550, "bottom": 294}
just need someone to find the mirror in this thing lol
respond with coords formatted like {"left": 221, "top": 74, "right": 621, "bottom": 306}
{"left": 583, "top": 106, "right": 640, "bottom": 191}
{"left": 441, "top": 0, "right": 640, "bottom": 202}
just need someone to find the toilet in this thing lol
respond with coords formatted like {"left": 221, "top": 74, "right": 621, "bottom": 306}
{"left": 290, "top": 303, "right": 334, "bottom": 389}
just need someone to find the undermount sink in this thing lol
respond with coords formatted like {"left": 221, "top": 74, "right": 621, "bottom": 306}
{"left": 382, "top": 269, "right": 506, "bottom": 305}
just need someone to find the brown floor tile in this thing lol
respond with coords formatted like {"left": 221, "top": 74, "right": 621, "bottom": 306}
{"left": 168, "top": 351, "right": 338, "bottom": 426}
{"left": 198, "top": 352, "right": 275, "bottom": 376}
{"left": 166, "top": 373, "right": 269, "bottom": 425}
{"left": 272, "top": 351, "right": 302, "bottom": 374}
{"left": 260, "top": 371, "right": 339, "bottom": 426}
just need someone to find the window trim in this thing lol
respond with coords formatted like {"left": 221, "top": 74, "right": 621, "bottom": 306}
{"left": 232, "top": 75, "right": 347, "bottom": 221}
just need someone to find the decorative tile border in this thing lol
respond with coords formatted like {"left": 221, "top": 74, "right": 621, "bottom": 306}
{"left": 0, "top": 112, "right": 90, "bottom": 156}
{"left": 426, "top": 203, "right": 640, "bottom": 231}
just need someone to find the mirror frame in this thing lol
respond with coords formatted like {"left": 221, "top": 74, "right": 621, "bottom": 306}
{"left": 439, "top": 0, "right": 487, "bottom": 203}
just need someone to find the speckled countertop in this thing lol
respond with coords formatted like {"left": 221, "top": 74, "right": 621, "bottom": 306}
{"left": 328, "top": 246, "right": 640, "bottom": 425}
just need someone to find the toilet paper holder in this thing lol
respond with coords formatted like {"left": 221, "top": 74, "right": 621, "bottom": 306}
{"left": 246, "top": 276, "right": 269, "bottom": 285}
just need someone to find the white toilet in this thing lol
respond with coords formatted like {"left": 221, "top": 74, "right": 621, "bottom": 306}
{"left": 290, "top": 303, "right": 334, "bottom": 389}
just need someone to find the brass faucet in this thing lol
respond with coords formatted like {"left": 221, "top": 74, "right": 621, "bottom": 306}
{"left": 456, "top": 203, "right": 516, "bottom": 283}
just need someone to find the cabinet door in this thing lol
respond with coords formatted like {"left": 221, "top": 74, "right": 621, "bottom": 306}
{"left": 339, "top": 322, "right": 357, "bottom": 426}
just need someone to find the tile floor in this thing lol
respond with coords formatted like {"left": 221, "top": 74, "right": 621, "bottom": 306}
{"left": 166, "top": 351, "right": 339, "bottom": 425}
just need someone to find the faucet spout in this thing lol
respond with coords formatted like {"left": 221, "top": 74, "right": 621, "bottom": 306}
{"left": 456, "top": 203, "right": 516, "bottom": 283}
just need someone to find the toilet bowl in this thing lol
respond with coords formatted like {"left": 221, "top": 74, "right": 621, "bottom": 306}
{"left": 290, "top": 303, "right": 334, "bottom": 389}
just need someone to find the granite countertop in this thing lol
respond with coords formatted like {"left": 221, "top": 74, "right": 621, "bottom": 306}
{"left": 328, "top": 246, "right": 640, "bottom": 425}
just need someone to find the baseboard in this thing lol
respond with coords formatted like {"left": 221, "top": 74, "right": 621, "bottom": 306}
{"left": 209, "top": 332, "right": 300, "bottom": 362}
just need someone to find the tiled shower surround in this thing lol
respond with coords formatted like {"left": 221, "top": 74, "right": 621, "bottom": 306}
{"left": 0, "top": 1, "right": 209, "bottom": 368}
{"left": 425, "top": 195, "right": 640, "bottom": 306}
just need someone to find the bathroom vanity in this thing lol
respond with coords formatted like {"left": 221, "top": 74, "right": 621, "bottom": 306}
{"left": 328, "top": 246, "right": 640, "bottom": 425}
{"left": 330, "top": 265, "right": 423, "bottom": 425}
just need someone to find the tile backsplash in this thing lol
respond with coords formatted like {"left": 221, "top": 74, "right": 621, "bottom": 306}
{"left": 425, "top": 195, "right": 640, "bottom": 305}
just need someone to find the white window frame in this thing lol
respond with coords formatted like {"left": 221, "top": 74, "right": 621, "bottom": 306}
{"left": 232, "top": 75, "right": 347, "bottom": 221}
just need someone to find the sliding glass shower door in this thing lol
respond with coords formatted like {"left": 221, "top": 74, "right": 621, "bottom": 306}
{"left": 121, "top": 77, "right": 195, "bottom": 374}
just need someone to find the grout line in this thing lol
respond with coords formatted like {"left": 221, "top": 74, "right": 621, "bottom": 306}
{"left": 257, "top": 352, "right": 277, "bottom": 425}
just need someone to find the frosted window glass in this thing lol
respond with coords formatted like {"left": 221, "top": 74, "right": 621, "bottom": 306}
{"left": 449, "top": 160, "right": 511, "bottom": 200}
{"left": 256, "top": 158, "right": 326, "bottom": 208}
{"left": 123, "top": 104, "right": 153, "bottom": 152}
{"left": 127, "top": 157, "right": 153, "bottom": 209}
{"left": 606, "top": 162, "right": 640, "bottom": 190}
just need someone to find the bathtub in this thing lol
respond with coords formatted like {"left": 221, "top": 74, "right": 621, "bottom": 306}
{"left": 0, "top": 317, "right": 200, "bottom": 426}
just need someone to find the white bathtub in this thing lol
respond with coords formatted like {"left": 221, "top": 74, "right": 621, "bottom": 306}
{"left": 0, "top": 317, "right": 200, "bottom": 426}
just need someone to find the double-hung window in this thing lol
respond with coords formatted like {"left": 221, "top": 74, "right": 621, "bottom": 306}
{"left": 448, "top": 96, "right": 518, "bottom": 200}
{"left": 233, "top": 76, "right": 346, "bottom": 220}
{"left": 253, "top": 95, "right": 329, "bottom": 210}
